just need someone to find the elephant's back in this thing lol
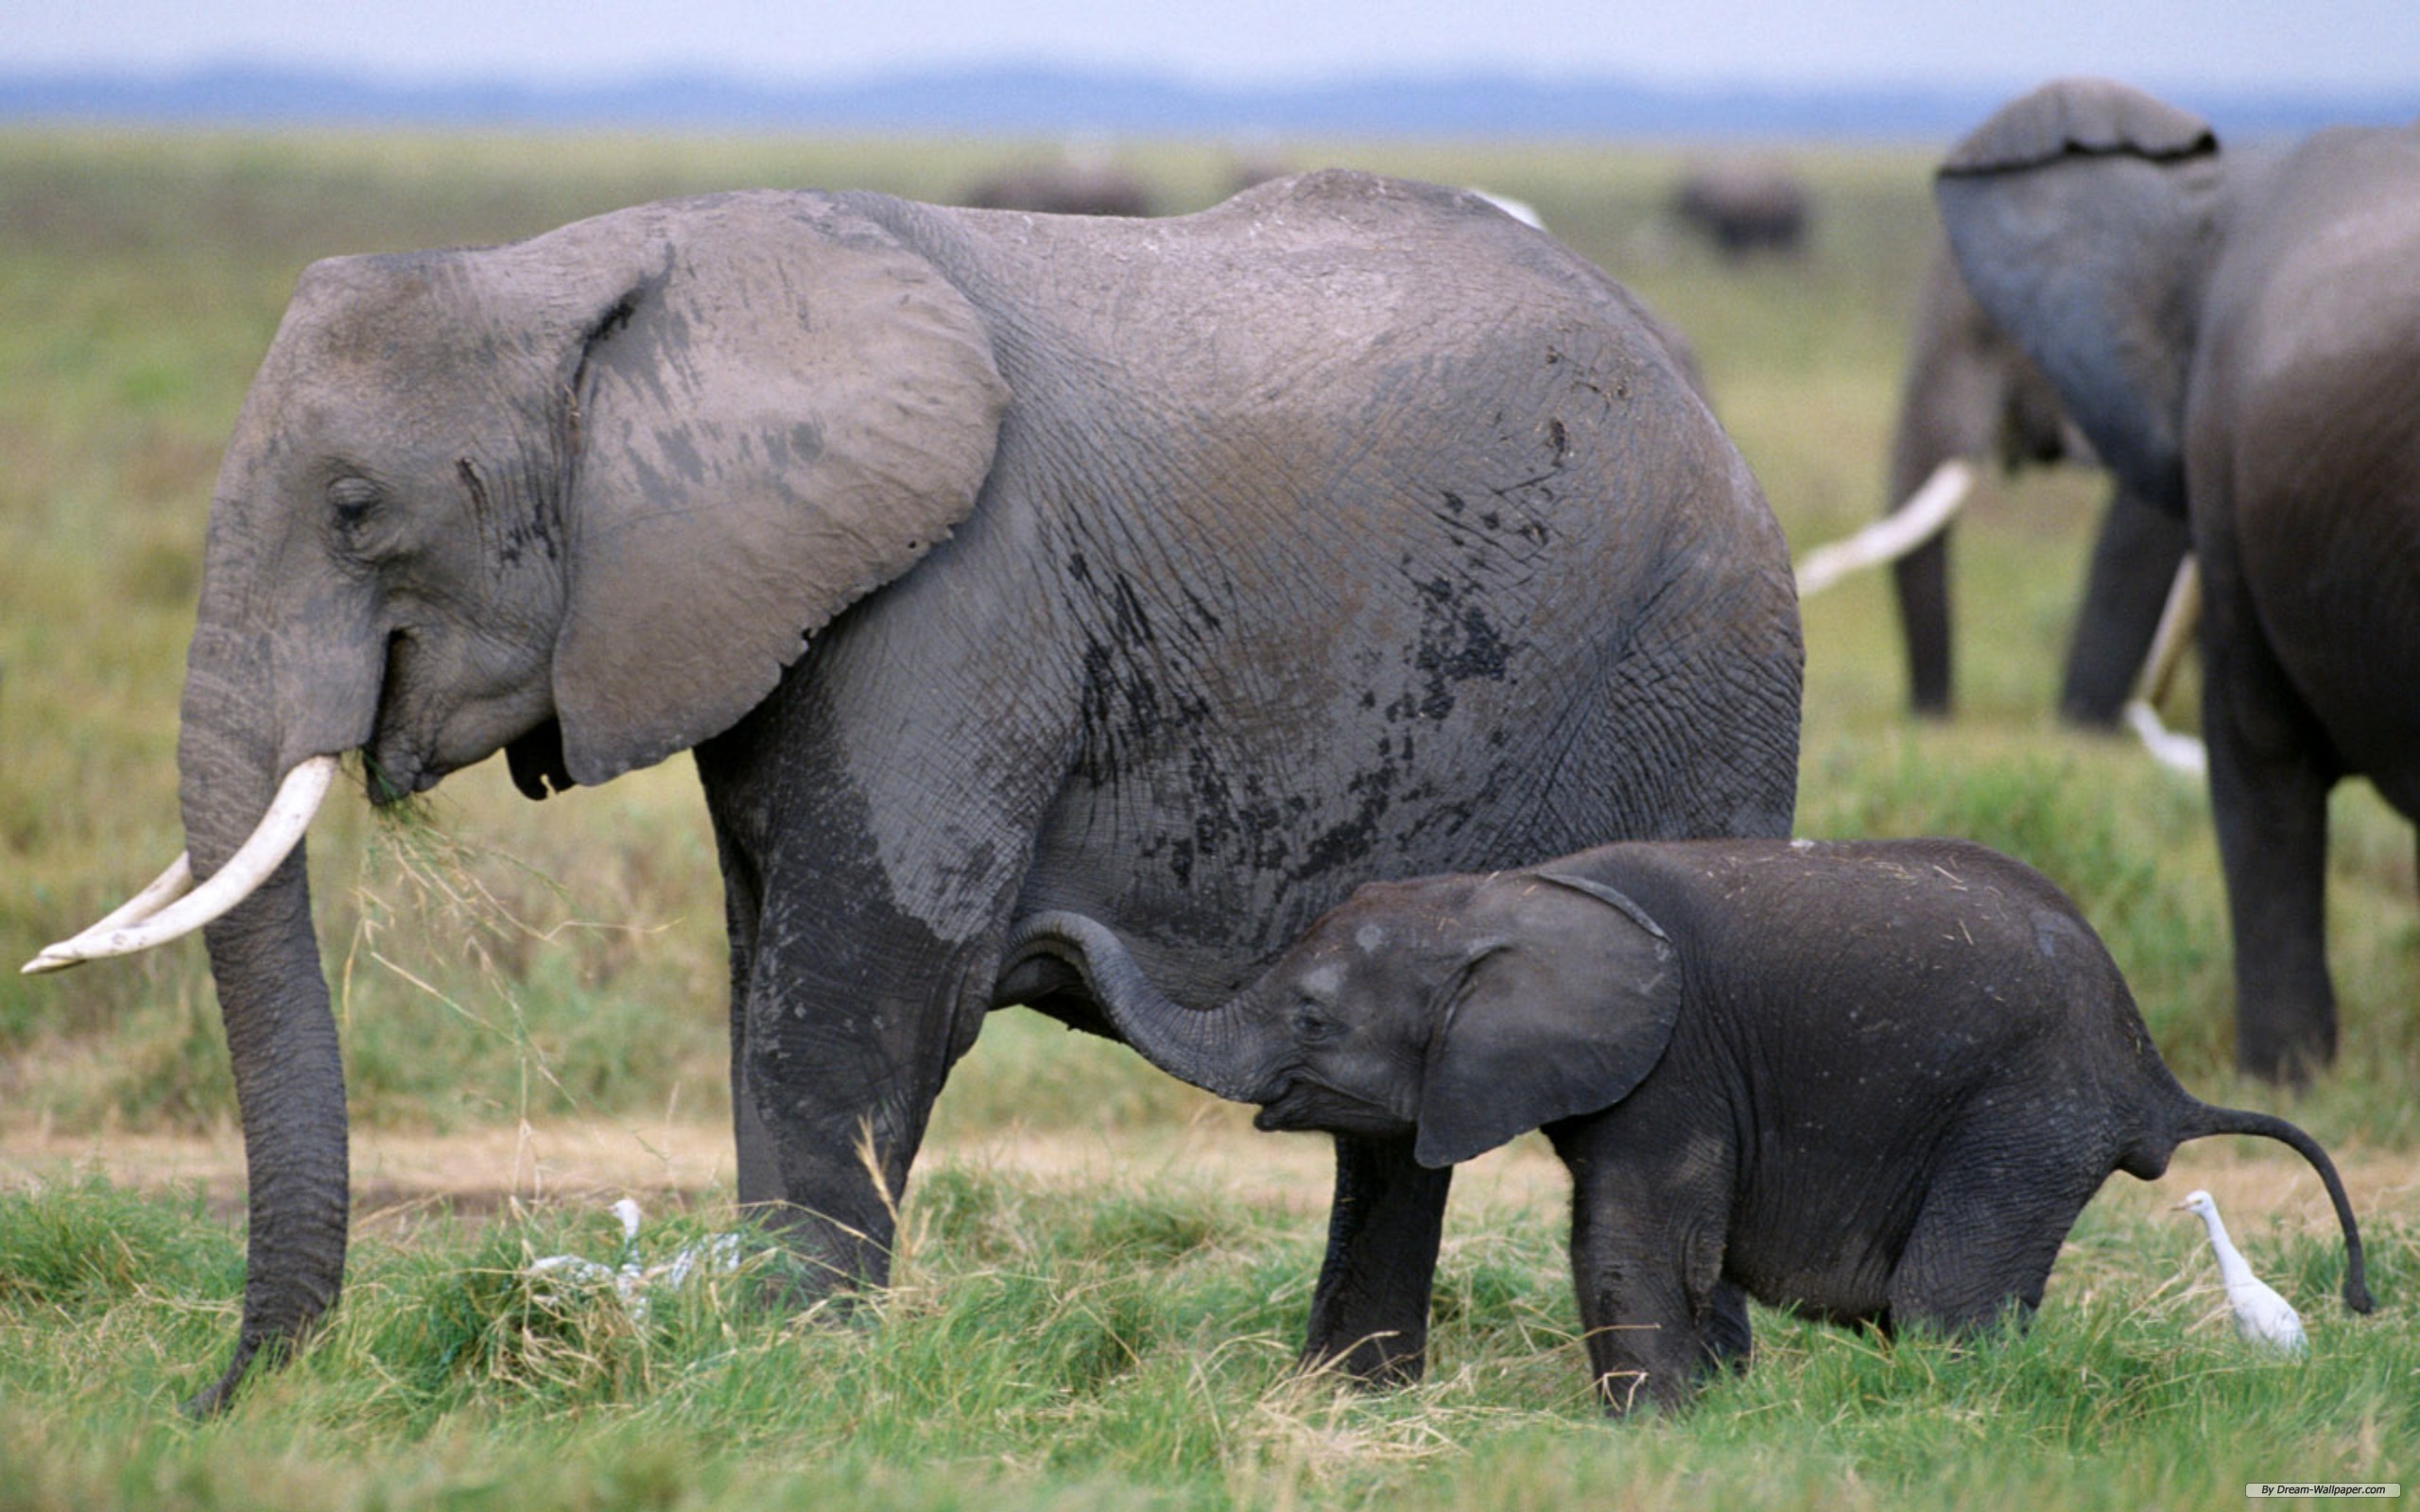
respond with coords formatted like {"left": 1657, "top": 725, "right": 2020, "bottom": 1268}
{"left": 890, "top": 170, "right": 1710, "bottom": 426}
{"left": 906, "top": 167, "right": 1795, "bottom": 715}
{"left": 2209, "top": 130, "right": 2420, "bottom": 389}
{"left": 1566, "top": 838, "right": 2137, "bottom": 1057}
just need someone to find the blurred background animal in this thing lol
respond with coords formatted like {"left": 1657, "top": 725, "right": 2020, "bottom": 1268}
{"left": 1670, "top": 155, "right": 1811, "bottom": 259}
{"left": 1882, "top": 232, "right": 2187, "bottom": 725}
{"left": 958, "top": 146, "right": 1156, "bottom": 215}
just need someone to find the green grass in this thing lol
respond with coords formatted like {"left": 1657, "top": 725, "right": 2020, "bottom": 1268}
{"left": 2, "top": 1164, "right": 2410, "bottom": 1511}
{"left": 2, "top": 129, "right": 2414, "bottom": 1507}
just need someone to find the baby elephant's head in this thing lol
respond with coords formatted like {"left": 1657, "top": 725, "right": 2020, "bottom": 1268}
{"left": 1006, "top": 869, "right": 1682, "bottom": 1168}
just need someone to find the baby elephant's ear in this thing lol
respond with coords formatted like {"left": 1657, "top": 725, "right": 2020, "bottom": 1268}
{"left": 1414, "top": 870, "right": 1681, "bottom": 1169}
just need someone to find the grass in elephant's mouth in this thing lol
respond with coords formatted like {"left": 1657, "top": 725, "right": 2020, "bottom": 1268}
{"left": 361, "top": 789, "right": 570, "bottom": 956}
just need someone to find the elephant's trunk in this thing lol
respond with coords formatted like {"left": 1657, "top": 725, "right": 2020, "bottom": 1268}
{"left": 1003, "top": 912, "right": 1267, "bottom": 1104}
{"left": 170, "top": 615, "right": 354, "bottom": 1415}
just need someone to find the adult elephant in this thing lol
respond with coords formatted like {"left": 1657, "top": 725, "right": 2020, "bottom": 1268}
{"left": 1936, "top": 78, "right": 2420, "bottom": 1080}
{"left": 1884, "top": 231, "right": 2188, "bottom": 724}
{"left": 26, "top": 172, "right": 1804, "bottom": 1410}
{"left": 1669, "top": 157, "right": 1810, "bottom": 260}
{"left": 957, "top": 156, "right": 1156, "bottom": 216}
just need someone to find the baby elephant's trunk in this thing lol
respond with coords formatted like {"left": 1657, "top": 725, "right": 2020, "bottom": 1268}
{"left": 2173, "top": 1104, "right": 2373, "bottom": 1314}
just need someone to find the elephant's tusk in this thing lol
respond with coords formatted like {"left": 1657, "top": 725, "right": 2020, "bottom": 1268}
{"left": 2121, "top": 558, "right": 2207, "bottom": 778}
{"left": 74, "top": 852, "right": 197, "bottom": 936}
{"left": 2122, "top": 701, "right": 2208, "bottom": 778}
{"left": 1793, "top": 459, "right": 1977, "bottom": 598}
{"left": 22, "top": 756, "right": 339, "bottom": 974}
{"left": 2135, "top": 557, "right": 2202, "bottom": 711}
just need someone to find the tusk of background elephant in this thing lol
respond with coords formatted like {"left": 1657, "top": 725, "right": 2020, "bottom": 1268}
{"left": 1793, "top": 458, "right": 1977, "bottom": 598}
{"left": 2123, "top": 701, "right": 2207, "bottom": 777}
{"left": 21, "top": 756, "right": 339, "bottom": 974}
{"left": 2121, "top": 558, "right": 2207, "bottom": 777}
{"left": 2135, "top": 557, "right": 2202, "bottom": 711}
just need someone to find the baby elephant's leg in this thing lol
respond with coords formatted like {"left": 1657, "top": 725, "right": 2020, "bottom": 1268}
{"left": 1702, "top": 1279, "right": 1754, "bottom": 1373}
{"left": 1563, "top": 1165, "right": 1722, "bottom": 1415}
{"left": 1886, "top": 1141, "right": 2098, "bottom": 1334}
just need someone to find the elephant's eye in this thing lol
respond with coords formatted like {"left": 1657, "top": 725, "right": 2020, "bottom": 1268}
{"left": 1293, "top": 1003, "right": 1341, "bottom": 1042}
{"left": 328, "top": 476, "right": 382, "bottom": 531}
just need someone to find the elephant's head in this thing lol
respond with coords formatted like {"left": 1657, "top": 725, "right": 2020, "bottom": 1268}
{"left": 1932, "top": 77, "right": 2226, "bottom": 516}
{"left": 29, "top": 190, "right": 1010, "bottom": 1409}
{"left": 1004, "top": 870, "right": 1683, "bottom": 1169}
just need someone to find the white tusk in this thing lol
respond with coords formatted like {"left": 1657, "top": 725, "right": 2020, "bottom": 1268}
{"left": 1794, "top": 458, "right": 1978, "bottom": 598}
{"left": 2124, "top": 558, "right": 2207, "bottom": 778}
{"left": 74, "top": 852, "right": 198, "bottom": 936}
{"left": 22, "top": 756, "right": 339, "bottom": 974}
{"left": 2123, "top": 700, "right": 2208, "bottom": 778}
{"left": 2135, "top": 556, "right": 2203, "bottom": 711}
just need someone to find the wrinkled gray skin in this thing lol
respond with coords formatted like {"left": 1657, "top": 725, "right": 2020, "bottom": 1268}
{"left": 1006, "top": 838, "right": 2373, "bottom": 1415}
{"left": 1885, "top": 232, "right": 2187, "bottom": 724}
{"left": 158, "top": 171, "right": 1803, "bottom": 1411}
{"left": 1937, "top": 79, "right": 2420, "bottom": 1080}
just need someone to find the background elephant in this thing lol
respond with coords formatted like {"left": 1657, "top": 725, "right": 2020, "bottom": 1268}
{"left": 1005, "top": 837, "right": 2373, "bottom": 1414}
{"left": 1884, "top": 232, "right": 2188, "bottom": 723}
{"left": 29, "top": 171, "right": 1804, "bottom": 1409}
{"left": 1936, "top": 79, "right": 2420, "bottom": 1080}
{"left": 958, "top": 153, "right": 1157, "bottom": 215}
{"left": 1669, "top": 157, "right": 1810, "bottom": 260}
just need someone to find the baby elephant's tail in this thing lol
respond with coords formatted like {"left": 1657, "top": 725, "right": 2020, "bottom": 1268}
{"left": 2177, "top": 1104, "right": 2374, "bottom": 1314}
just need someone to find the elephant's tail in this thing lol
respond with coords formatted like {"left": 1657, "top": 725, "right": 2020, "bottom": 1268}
{"left": 2174, "top": 1103, "right": 2373, "bottom": 1314}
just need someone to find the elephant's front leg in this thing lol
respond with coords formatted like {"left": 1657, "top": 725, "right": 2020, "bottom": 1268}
{"left": 1564, "top": 1188, "right": 1705, "bottom": 1417}
{"left": 708, "top": 819, "right": 786, "bottom": 1210}
{"left": 1300, "top": 1133, "right": 1454, "bottom": 1384}
{"left": 696, "top": 702, "right": 1027, "bottom": 1294}
{"left": 728, "top": 875, "right": 997, "bottom": 1288}
{"left": 2056, "top": 489, "right": 2190, "bottom": 728}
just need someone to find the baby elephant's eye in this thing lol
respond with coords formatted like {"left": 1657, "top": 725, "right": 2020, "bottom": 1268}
{"left": 1292, "top": 1003, "right": 1340, "bottom": 1042}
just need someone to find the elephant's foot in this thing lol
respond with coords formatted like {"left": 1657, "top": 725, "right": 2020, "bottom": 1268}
{"left": 1298, "top": 1328, "right": 1426, "bottom": 1388}
{"left": 2238, "top": 1012, "right": 2336, "bottom": 1085}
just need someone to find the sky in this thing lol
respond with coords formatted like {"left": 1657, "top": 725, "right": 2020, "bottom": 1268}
{"left": 15, "top": 0, "right": 2420, "bottom": 95}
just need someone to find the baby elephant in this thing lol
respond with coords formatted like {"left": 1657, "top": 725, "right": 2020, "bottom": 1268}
{"left": 1004, "top": 837, "right": 2372, "bottom": 1414}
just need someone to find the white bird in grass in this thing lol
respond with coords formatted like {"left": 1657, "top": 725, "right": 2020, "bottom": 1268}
{"left": 2174, "top": 1189, "right": 2307, "bottom": 1352}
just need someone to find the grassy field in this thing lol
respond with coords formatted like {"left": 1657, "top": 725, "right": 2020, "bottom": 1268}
{"left": 1, "top": 129, "right": 2413, "bottom": 1509}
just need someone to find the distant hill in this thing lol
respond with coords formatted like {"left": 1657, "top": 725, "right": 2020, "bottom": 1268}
{"left": 2, "top": 62, "right": 2411, "bottom": 141}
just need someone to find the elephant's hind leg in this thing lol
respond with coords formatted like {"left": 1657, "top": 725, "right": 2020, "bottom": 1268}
{"left": 2201, "top": 619, "right": 2342, "bottom": 1081}
{"left": 1885, "top": 1149, "right": 2093, "bottom": 1337}
{"left": 1701, "top": 1279, "right": 1754, "bottom": 1374}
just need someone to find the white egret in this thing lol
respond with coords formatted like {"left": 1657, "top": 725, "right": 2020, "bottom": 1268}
{"left": 2175, "top": 1189, "right": 2306, "bottom": 1352}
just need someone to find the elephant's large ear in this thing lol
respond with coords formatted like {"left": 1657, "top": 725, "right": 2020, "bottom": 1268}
{"left": 1933, "top": 78, "right": 2222, "bottom": 515}
{"left": 1413, "top": 870, "right": 1681, "bottom": 1169}
{"left": 549, "top": 195, "right": 1010, "bottom": 785}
